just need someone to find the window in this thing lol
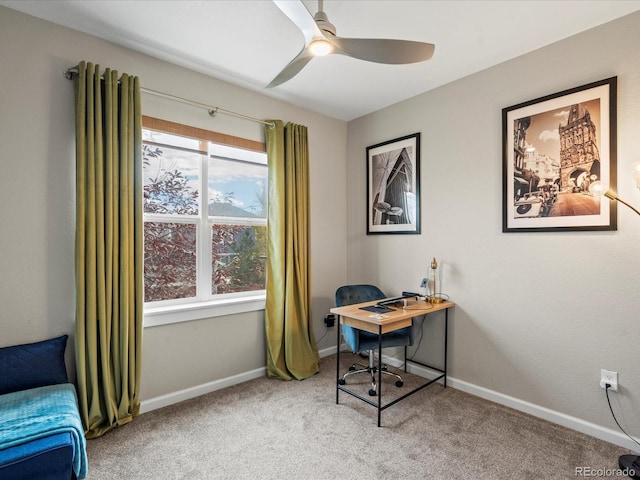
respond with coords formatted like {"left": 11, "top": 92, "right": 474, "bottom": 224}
{"left": 142, "top": 117, "right": 268, "bottom": 325}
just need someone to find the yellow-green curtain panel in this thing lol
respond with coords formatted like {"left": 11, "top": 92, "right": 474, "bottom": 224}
{"left": 74, "top": 61, "right": 143, "bottom": 438}
{"left": 265, "top": 121, "right": 319, "bottom": 380}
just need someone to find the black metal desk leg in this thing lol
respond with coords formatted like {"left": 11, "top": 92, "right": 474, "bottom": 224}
{"left": 444, "top": 309, "right": 448, "bottom": 388}
{"left": 336, "top": 316, "right": 341, "bottom": 404}
{"left": 377, "top": 325, "right": 382, "bottom": 427}
{"left": 404, "top": 345, "right": 408, "bottom": 373}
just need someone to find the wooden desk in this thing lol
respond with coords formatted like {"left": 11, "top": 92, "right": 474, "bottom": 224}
{"left": 330, "top": 298, "right": 454, "bottom": 426}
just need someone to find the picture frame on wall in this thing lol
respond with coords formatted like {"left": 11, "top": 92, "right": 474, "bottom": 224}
{"left": 502, "top": 77, "right": 617, "bottom": 232}
{"left": 366, "top": 133, "right": 420, "bottom": 235}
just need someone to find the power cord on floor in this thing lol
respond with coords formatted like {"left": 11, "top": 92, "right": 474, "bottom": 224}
{"left": 605, "top": 384, "right": 640, "bottom": 451}
{"left": 605, "top": 384, "right": 640, "bottom": 479}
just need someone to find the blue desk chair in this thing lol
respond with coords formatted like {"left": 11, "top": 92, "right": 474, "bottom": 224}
{"left": 336, "top": 284, "right": 414, "bottom": 396}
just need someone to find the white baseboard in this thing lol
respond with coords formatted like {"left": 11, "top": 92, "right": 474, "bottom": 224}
{"left": 382, "top": 354, "right": 640, "bottom": 451}
{"left": 139, "top": 345, "right": 338, "bottom": 414}
{"left": 141, "top": 348, "right": 637, "bottom": 451}
{"left": 140, "top": 367, "right": 266, "bottom": 414}
{"left": 449, "top": 376, "right": 639, "bottom": 451}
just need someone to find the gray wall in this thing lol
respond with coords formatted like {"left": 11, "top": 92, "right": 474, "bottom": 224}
{"left": 347, "top": 11, "right": 640, "bottom": 441}
{"left": 2, "top": 3, "right": 640, "bottom": 447}
{"left": 0, "top": 6, "right": 347, "bottom": 401}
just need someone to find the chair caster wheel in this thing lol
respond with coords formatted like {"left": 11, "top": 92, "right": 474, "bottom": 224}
{"left": 338, "top": 379, "right": 346, "bottom": 385}
{"left": 368, "top": 389, "right": 377, "bottom": 396}
{"left": 395, "top": 381, "right": 403, "bottom": 387}
{"left": 348, "top": 366, "right": 356, "bottom": 371}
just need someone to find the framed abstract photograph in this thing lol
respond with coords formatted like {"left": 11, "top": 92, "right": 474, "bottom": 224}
{"left": 366, "top": 133, "right": 420, "bottom": 235}
{"left": 502, "top": 77, "right": 617, "bottom": 232}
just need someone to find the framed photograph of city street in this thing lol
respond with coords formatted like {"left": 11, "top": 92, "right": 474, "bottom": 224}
{"left": 502, "top": 77, "right": 617, "bottom": 232}
{"left": 367, "top": 133, "right": 421, "bottom": 234}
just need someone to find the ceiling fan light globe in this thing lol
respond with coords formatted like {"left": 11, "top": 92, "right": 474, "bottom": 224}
{"left": 309, "top": 39, "right": 333, "bottom": 56}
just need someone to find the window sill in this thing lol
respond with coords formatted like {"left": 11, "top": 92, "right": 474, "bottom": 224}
{"left": 143, "top": 293, "right": 266, "bottom": 327}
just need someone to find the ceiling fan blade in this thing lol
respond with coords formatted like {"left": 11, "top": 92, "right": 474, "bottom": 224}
{"left": 272, "top": 0, "right": 324, "bottom": 45}
{"left": 266, "top": 47, "right": 314, "bottom": 88}
{"left": 330, "top": 37, "right": 435, "bottom": 64}
{"left": 268, "top": 0, "right": 435, "bottom": 87}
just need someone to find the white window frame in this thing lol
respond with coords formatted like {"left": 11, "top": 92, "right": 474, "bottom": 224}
{"left": 142, "top": 120, "right": 267, "bottom": 327}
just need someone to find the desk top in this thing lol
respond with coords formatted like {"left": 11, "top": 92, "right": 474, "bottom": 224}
{"left": 330, "top": 298, "right": 454, "bottom": 334}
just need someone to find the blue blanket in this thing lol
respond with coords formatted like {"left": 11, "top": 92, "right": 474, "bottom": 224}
{"left": 0, "top": 383, "right": 87, "bottom": 479}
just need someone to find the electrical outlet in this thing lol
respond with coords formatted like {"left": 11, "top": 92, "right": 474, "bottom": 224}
{"left": 324, "top": 314, "right": 336, "bottom": 328}
{"left": 600, "top": 369, "right": 618, "bottom": 391}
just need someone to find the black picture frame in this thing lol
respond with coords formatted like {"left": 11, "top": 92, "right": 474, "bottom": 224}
{"left": 502, "top": 77, "right": 617, "bottom": 232}
{"left": 366, "top": 133, "right": 421, "bottom": 235}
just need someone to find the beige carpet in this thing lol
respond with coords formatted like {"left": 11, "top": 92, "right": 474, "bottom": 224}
{"left": 85, "top": 354, "right": 628, "bottom": 479}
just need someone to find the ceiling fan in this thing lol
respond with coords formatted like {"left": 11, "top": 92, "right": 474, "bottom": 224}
{"left": 267, "top": 0, "right": 435, "bottom": 88}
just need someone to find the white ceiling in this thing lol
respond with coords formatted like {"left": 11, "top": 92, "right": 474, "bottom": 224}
{"left": 3, "top": 0, "right": 640, "bottom": 121}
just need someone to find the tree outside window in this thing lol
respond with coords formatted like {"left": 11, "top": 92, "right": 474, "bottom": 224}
{"left": 142, "top": 125, "right": 267, "bottom": 305}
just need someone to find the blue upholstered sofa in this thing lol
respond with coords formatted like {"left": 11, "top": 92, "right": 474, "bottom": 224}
{"left": 0, "top": 335, "right": 87, "bottom": 479}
